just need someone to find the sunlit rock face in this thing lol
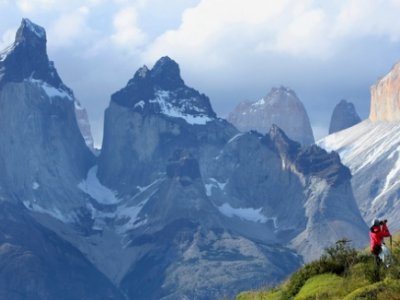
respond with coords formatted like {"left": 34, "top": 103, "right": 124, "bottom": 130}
{"left": 75, "top": 103, "right": 96, "bottom": 153}
{"left": 370, "top": 63, "right": 400, "bottom": 121}
{"left": 227, "top": 86, "right": 315, "bottom": 146}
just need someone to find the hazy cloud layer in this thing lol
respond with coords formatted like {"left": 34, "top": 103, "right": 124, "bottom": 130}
{"left": 1, "top": 0, "right": 400, "bottom": 145}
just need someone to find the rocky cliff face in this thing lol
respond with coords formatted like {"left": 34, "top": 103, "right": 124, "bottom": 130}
{"left": 227, "top": 86, "right": 315, "bottom": 145}
{"left": 370, "top": 62, "right": 400, "bottom": 121}
{"left": 329, "top": 99, "right": 361, "bottom": 134}
{"left": 0, "top": 19, "right": 95, "bottom": 218}
{"left": 206, "top": 126, "right": 366, "bottom": 262}
{"left": 75, "top": 101, "right": 96, "bottom": 153}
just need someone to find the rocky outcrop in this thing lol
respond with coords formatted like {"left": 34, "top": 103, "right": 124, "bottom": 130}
{"left": 370, "top": 62, "right": 400, "bottom": 121}
{"left": 329, "top": 99, "right": 361, "bottom": 134}
{"left": 207, "top": 126, "right": 366, "bottom": 262}
{"left": 227, "top": 86, "right": 315, "bottom": 145}
{"left": 0, "top": 19, "right": 95, "bottom": 218}
{"left": 98, "top": 56, "right": 236, "bottom": 194}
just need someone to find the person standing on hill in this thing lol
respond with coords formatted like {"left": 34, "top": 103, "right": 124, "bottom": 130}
{"left": 370, "top": 218, "right": 391, "bottom": 264}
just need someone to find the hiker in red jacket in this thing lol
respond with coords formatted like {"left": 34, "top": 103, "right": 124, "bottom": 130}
{"left": 370, "top": 218, "right": 391, "bottom": 264}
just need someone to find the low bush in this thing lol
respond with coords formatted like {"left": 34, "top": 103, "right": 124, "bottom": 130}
{"left": 285, "top": 239, "right": 358, "bottom": 298}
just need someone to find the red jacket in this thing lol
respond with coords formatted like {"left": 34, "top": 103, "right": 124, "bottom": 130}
{"left": 370, "top": 223, "right": 391, "bottom": 252}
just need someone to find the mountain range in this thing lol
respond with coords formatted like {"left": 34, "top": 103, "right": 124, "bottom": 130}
{"left": 0, "top": 19, "right": 372, "bottom": 299}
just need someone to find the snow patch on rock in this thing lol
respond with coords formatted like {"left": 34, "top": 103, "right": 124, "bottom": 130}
{"left": 78, "top": 166, "right": 121, "bottom": 205}
{"left": 205, "top": 178, "right": 228, "bottom": 196}
{"left": 150, "top": 90, "right": 214, "bottom": 125}
{"left": 218, "top": 203, "right": 268, "bottom": 223}
{"left": 23, "top": 200, "right": 77, "bottom": 223}
{"left": 28, "top": 78, "right": 73, "bottom": 101}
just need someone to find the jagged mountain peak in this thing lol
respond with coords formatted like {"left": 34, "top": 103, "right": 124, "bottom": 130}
{"left": 111, "top": 57, "right": 216, "bottom": 124}
{"left": 150, "top": 56, "right": 184, "bottom": 89}
{"left": 269, "top": 124, "right": 301, "bottom": 158}
{"left": 133, "top": 65, "right": 150, "bottom": 80}
{"left": 0, "top": 18, "right": 64, "bottom": 89}
{"left": 268, "top": 124, "right": 350, "bottom": 187}
{"left": 228, "top": 86, "right": 314, "bottom": 145}
{"left": 329, "top": 99, "right": 361, "bottom": 134}
{"left": 16, "top": 18, "right": 46, "bottom": 43}
{"left": 269, "top": 86, "right": 296, "bottom": 97}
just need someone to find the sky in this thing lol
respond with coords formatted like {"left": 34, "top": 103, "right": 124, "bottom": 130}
{"left": 1, "top": 0, "right": 400, "bottom": 146}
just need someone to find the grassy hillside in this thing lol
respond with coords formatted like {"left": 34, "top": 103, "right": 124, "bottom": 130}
{"left": 237, "top": 238, "right": 400, "bottom": 300}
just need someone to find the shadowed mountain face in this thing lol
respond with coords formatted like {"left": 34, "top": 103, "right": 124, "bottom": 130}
{"left": 0, "top": 202, "right": 124, "bottom": 300}
{"left": 329, "top": 99, "right": 361, "bottom": 134}
{"left": 0, "top": 19, "right": 368, "bottom": 300}
{"left": 0, "top": 18, "right": 95, "bottom": 214}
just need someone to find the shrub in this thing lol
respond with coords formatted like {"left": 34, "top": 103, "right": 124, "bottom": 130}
{"left": 284, "top": 239, "right": 358, "bottom": 298}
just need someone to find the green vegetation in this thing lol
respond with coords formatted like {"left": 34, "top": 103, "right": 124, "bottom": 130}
{"left": 237, "top": 239, "right": 400, "bottom": 300}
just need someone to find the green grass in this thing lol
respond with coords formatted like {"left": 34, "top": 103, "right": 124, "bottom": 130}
{"left": 294, "top": 273, "right": 344, "bottom": 300}
{"left": 236, "top": 238, "right": 400, "bottom": 300}
{"left": 237, "top": 290, "right": 283, "bottom": 300}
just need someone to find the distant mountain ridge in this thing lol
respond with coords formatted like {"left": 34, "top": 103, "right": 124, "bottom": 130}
{"left": 227, "top": 86, "right": 315, "bottom": 145}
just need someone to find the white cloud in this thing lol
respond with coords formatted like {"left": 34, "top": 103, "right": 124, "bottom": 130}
{"left": 333, "top": 0, "right": 400, "bottom": 41}
{"left": 111, "top": 6, "right": 146, "bottom": 48}
{"left": 144, "top": 0, "right": 400, "bottom": 69}
{"left": 144, "top": 0, "right": 335, "bottom": 71}
{"left": 16, "top": 0, "right": 56, "bottom": 12}
{"left": 269, "top": 8, "right": 330, "bottom": 56}
{"left": 48, "top": 6, "right": 91, "bottom": 47}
